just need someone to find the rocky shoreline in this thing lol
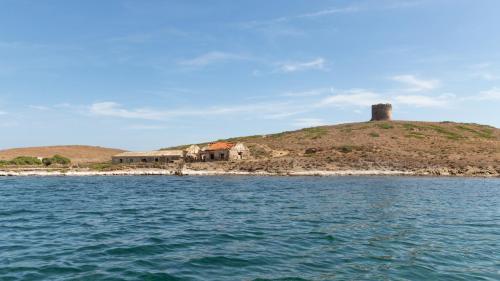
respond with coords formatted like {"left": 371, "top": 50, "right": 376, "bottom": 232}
{"left": 0, "top": 167, "right": 498, "bottom": 177}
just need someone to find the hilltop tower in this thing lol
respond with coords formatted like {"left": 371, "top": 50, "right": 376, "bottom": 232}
{"left": 371, "top": 103, "right": 392, "bottom": 121}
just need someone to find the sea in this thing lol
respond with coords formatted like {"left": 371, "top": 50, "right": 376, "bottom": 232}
{"left": 0, "top": 176, "right": 499, "bottom": 281}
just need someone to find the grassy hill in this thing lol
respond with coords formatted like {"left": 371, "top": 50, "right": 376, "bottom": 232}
{"left": 181, "top": 121, "right": 500, "bottom": 175}
{"left": 0, "top": 145, "right": 125, "bottom": 164}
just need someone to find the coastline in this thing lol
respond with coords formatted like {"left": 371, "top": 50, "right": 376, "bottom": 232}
{"left": 0, "top": 168, "right": 498, "bottom": 177}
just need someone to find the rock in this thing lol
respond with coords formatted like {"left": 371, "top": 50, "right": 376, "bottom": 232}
{"left": 305, "top": 148, "right": 318, "bottom": 154}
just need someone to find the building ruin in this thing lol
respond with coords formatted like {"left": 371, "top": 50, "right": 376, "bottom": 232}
{"left": 371, "top": 103, "right": 392, "bottom": 121}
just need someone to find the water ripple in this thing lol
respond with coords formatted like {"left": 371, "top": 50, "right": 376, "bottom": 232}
{"left": 0, "top": 176, "right": 499, "bottom": 280}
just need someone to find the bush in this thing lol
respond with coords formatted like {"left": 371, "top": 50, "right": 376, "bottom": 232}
{"left": 42, "top": 155, "right": 71, "bottom": 166}
{"left": 376, "top": 123, "right": 394, "bottom": 129}
{"left": 42, "top": 158, "right": 52, "bottom": 166}
{"left": 9, "top": 156, "right": 42, "bottom": 165}
{"left": 51, "top": 155, "right": 71, "bottom": 165}
{"left": 89, "top": 163, "right": 112, "bottom": 171}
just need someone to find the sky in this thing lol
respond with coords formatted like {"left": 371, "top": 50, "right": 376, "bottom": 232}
{"left": 1, "top": 0, "right": 500, "bottom": 150}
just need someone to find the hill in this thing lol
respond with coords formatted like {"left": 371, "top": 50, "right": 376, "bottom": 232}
{"left": 180, "top": 121, "right": 500, "bottom": 176}
{"left": 0, "top": 145, "right": 125, "bottom": 164}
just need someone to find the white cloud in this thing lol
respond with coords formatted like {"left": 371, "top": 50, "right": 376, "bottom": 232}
{"left": 281, "top": 87, "right": 334, "bottom": 97}
{"left": 293, "top": 118, "right": 325, "bottom": 128}
{"left": 466, "top": 88, "right": 500, "bottom": 101}
{"left": 28, "top": 105, "right": 50, "bottom": 111}
{"left": 298, "top": 7, "right": 359, "bottom": 19}
{"left": 89, "top": 101, "right": 301, "bottom": 120}
{"left": 318, "top": 89, "right": 384, "bottom": 107}
{"left": 242, "top": 5, "right": 358, "bottom": 28}
{"left": 127, "top": 125, "right": 168, "bottom": 130}
{"left": 277, "top": 58, "right": 326, "bottom": 73}
{"left": 0, "top": 110, "right": 6, "bottom": 115}
{"left": 393, "top": 94, "right": 453, "bottom": 107}
{"left": 179, "top": 51, "right": 247, "bottom": 67}
{"left": 391, "top": 74, "right": 440, "bottom": 92}
{"left": 90, "top": 102, "right": 168, "bottom": 120}
{"left": 469, "top": 63, "right": 500, "bottom": 81}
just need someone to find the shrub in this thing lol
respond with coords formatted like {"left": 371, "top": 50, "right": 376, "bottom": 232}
{"left": 377, "top": 123, "right": 394, "bottom": 129}
{"left": 42, "top": 158, "right": 52, "bottom": 166}
{"left": 51, "top": 155, "right": 71, "bottom": 165}
{"left": 456, "top": 125, "right": 494, "bottom": 139}
{"left": 41, "top": 155, "right": 71, "bottom": 166}
{"left": 89, "top": 163, "right": 113, "bottom": 171}
{"left": 302, "top": 127, "right": 328, "bottom": 139}
{"left": 428, "top": 125, "right": 463, "bottom": 140}
{"left": 9, "top": 156, "right": 42, "bottom": 165}
{"left": 369, "top": 132, "right": 380, "bottom": 138}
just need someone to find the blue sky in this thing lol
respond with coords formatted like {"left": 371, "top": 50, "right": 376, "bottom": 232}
{"left": 1, "top": 0, "right": 500, "bottom": 150}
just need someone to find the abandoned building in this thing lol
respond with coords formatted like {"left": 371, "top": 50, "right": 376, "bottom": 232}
{"left": 111, "top": 142, "right": 251, "bottom": 164}
{"left": 112, "top": 150, "right": 184, "bottom": 164}
{"left": 185, "top": 145, "right": 201, "bottom": 161}
{"left": 371, "top": 103, "right": 393, "bottom": 121}
{"left": 200, "top": 142, "right": 250, "bottom": 161}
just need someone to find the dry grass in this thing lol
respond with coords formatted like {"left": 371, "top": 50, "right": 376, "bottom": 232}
{"left": 0, "top": 145, "right": 125, "bottom": 164}
{"left": 210, "top": 121, "right": 499, "bottom": 171}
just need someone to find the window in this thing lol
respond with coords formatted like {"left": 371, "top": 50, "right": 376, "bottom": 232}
{"left": 119, "top": 159, "right": 123, "bottom": 163}
{"left": 155, "top": 158, "right": 159, "bottom": 162}
{"left": 210, "top": 153, "right": 215, "bottom": 160}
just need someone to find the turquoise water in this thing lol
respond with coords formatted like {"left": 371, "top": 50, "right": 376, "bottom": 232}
{"left": 0, "top": 176, "right": 499, "bottom": 281}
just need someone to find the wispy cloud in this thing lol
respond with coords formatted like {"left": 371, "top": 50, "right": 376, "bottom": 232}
{"left": 88, "top": 101, "right": 300, "bottom": 121}
{"left": 281, "top": 87, "right": 334, "bottom": 97}
{"left": 318, "top": 89, "right": 384, "bottom": 107}
{"left": 127, "top": 124, "right": 169, "bottom": 130}
{"left": 465, "top": 88, "right": 500, "bottom": 101}
{"left": 293, "top": 118, "right": 325, "bottom": 128}
{"left": 297, "top": 7, "right": 359, "bottom": 19}
{"left": 90, "top": 102, "right": 167, "bottom": 120}
{"left": 393, "top": 94, "right": 453, "bottom": 107}
{"left": 179, "top": 51, "right": 248, "bottom": 67}
{"left": 0, "top": 110, "right": 7, "bottom": 115}
{"left": 242, "top": 5, "right": 358, "bottom": 29}
{"left": 469, "top": 63, "right": 500, "bottom": 81}
{"left": 391, "top": 74, "right": 440, "bottom": 92}
{"left": 28, "top": 105, "right": 50, "bottom": 111}
{"left": 277, "top": 58, "right": 327, "bottom": 73}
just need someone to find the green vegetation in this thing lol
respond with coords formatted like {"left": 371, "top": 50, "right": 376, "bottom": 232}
{"left": 9, "top": 156, "right": 42, "bottom": 165}
{"left": 269, "top": 131, "right": 293, "bottom": 138}
{"left": 301, "top": 127, "right": 328, "bottom": 139}
{"left": 89, "top": 163, "right": 113, "bottom": 171}
{"left": 369, "top": 132, "right": 380, "bottom": 138}
{"left": 0, "top": 155, "right": 71, "bottom": 167}
{"left": 428, "top": 125, "right": 463, "bottom": 140}
{"left": 402, "top": 123, "right": 423, "bottom": 130}
{"left": 42, "top": 155, "right": 71, "bottom": 166}
{"left": 406, "top": 132, "right": 425, "bottom": 139}
{"left": 456, "top": 125, "right": 494, "bottom": 139}
{"left": 376, "top": 123, "right": 394, "bottom": 129}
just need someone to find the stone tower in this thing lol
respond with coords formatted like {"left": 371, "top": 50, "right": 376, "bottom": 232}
{"left": 371, "top": 103, "right": 392, "bottom": 121}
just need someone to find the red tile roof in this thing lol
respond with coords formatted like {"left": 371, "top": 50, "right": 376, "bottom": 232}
{"left": 205, "top": 142, "right": 235, "bottom": 151}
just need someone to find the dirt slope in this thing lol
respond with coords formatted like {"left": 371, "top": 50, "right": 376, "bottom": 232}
{"left": 0, "top": 145, "right": 125, "bottom": 164}
{"left": 183, "top": 121, "right": 500, "bottom": 175}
